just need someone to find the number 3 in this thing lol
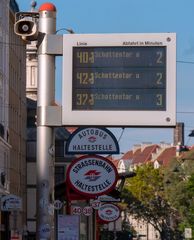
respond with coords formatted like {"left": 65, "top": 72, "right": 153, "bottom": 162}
{"left": 156, "top": 94, "right": 163, "bottom": 106}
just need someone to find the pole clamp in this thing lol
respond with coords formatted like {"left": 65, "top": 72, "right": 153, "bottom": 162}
{"left": 37, "top": 106, "right": 62, "bottom": 126}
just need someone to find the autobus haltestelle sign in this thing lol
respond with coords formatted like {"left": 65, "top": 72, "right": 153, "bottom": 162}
{"left": 66, "top": 155, "right": 118, "bottom": 198}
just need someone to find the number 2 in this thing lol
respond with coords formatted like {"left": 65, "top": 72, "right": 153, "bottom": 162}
{"left": 156, "top": 51, "right": 163, "bottom": 64}
{"left": 156, "top": 72, "right": 163, "bottom": 85}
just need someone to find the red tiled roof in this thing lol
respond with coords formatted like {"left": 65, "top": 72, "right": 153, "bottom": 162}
{"left": 133, "top": 144, "right": 158, "bottom": 164}
{"left": 155, "top": 147, "right": 176, "bottom": 166}
{"left": 120, "top": 148, "right": 141, "bottom": 163}
{"left": 133, "top": 148, "right": 141, "bottom": 158}
{"left": 112, "top": 159, "right": 120, "bottom": 168}
{"left": 106, "top": 155, "right": 115, "bottom": 161}
{"left": 122, "top": 150, "right": 133, "bottom": 160}
{"left": 118, "top": 143, "right": 181, "bottom": 169}
{"left": 106, "top": 155, "right": 121, "bottom": 168}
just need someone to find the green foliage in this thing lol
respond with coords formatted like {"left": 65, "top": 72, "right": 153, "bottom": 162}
{"left": 121, "top": 150, "right": 194, "bottom": 239}
{"left": 163, "top": 150, "right": 194, "bottom": 237}
{"left": 122, "top": 163, "right": 181, "bottom": 240}
{"left": 185, "top": 173, "right": 194, "bottom": 230}
{"left": 125, "top": 164, "right": 164, "bottom": 202}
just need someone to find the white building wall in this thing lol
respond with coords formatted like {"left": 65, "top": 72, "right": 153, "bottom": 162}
{"left": 127, "top": 210, "right": 160, "bottom": 240}
{"left": 118, "top": 159, "right": 132, "bottom": 173}
{"left": 26, "top": 41, "right": 38, "bottom": 101}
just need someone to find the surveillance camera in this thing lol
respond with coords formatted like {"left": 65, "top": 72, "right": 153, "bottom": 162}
{"left": 14, "top": 18, "right": 38, "bottom": 41}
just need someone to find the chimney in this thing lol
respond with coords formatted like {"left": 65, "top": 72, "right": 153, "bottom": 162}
{"left": 174, "top": 122, "right": 184, "bottom": 146}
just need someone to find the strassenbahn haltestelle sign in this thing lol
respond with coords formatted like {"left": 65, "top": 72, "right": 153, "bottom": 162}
{"left": 62, "top": 33, "right": 176, "bottom": 126}
{"left": 66, "top": 155, "right": 118, "bottom": 198}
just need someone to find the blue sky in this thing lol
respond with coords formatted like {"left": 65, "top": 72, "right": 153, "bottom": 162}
{"left": 17, "top": 0, "right": 194, "bottom": 152}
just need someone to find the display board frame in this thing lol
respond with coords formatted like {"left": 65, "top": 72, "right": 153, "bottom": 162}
{"left": 62, "top": 33, "right": 176, "bottom": 127}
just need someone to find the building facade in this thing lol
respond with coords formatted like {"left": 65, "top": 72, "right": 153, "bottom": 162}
{"left": 9, "top": 0, "right": 27, "bottom": 237}
{"left": 0, "top": 0, "right": 10, "bottom": 190}
{"left": 0, "top": 0, "right": 27, "bottom": 238}
{"left": 0, "top": 0, "right": 11, "bottom": 238}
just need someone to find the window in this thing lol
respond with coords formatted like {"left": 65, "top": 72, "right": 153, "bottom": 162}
{"left": 26, "top": 141, "right": 36, "bottom": 160}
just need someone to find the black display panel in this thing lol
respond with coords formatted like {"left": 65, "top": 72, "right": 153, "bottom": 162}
{"left": 72, "top": 46, "right": 166, "bottom": 111}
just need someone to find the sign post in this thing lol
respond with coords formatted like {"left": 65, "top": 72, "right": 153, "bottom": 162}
{"left": 36, "top": 3, "right": 56, "bottom": 240}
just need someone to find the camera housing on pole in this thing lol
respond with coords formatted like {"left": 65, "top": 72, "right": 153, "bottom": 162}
{"left": 14, "top": 12, "right": 39, "bottom": 41}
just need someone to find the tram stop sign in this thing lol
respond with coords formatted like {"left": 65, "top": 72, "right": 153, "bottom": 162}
{"left": 66, "top": 155, "right": 118, "bottom": 198}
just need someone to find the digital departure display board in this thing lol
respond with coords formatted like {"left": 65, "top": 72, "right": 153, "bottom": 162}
{"left": 62, "top": 33, "right": 176, "bottom": 126}
{"left": 72, "top": 46, "right": 166, "bottom": 111}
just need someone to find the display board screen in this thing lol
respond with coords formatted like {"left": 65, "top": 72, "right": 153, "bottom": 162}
{"left": 72, "top": 46, "right": 166, "bottom": 111}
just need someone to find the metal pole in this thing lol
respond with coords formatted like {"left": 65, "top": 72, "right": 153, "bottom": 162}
{"left": 113, "top": 221, "right": 117, "bottom": 240}
{"left": 147, "top": 222, "right": 149, "bottom": 240}
{"left": 36, "top": 3, "right": 56, "bottom": 240}
{"left": 93, "top": 211, "right": 97, "bottom": 240}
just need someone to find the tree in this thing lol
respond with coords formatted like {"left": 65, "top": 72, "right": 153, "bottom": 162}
{"left": 163, "top": 150, "right": 194, "bottom": 238}
{"left": 122, "top": 163, "right": 181, "bottom": 240}
{"left": 187, "top": 173, "right": 194, "bottom": 228}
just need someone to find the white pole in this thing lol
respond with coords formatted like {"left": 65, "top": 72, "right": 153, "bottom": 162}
{"left": 36, "top": 3, "right": 56, "bottom": 240}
